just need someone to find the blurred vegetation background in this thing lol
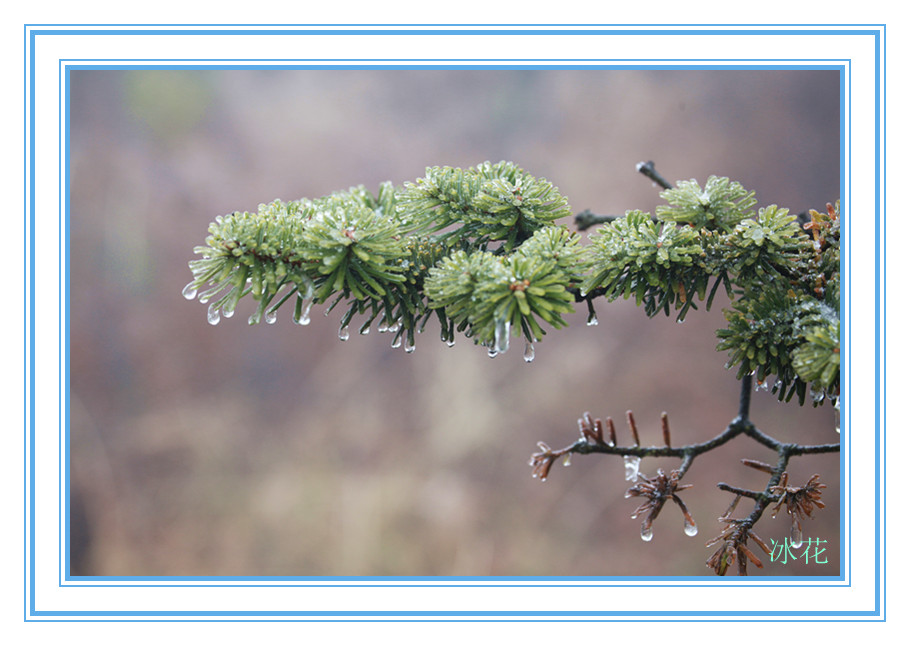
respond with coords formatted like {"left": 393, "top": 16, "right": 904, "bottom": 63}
{"left": 68, "top": 69, "right": 841, "bottom": 577}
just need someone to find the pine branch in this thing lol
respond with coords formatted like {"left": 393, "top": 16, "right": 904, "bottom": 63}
{"left": 187, "top": 159, "right": 843, "bottom": 576}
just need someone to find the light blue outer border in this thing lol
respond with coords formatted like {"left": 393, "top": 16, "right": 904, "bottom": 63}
{"left": 24, "top": 24, "right": 881, "bottom": 621}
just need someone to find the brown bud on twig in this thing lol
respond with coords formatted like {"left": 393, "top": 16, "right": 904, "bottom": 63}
{"left": 606, "top": 417, "right": 617, "bottom": 447}
{"left": 626, "top": 410, "right": 640, "bottom": 446}
{"left": 741, "top": 459, "right": 774, "bottom": 474}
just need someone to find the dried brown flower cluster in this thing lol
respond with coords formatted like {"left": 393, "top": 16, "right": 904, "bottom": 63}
{"left": 705, "top": 516, "right": 773, "bottom": 576}
{"left": 528, "top": 442, "right": 559, "bottom": 482}
{"left": 770, "top": 473, "right": 827, "bottom": 546}
{"left": 625, "top": 469, "right": 697, "bottom": 542}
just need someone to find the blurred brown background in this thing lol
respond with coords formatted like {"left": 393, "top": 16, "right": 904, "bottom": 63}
{"left": 68, "top": 69, "right": 841, "bottom": 577}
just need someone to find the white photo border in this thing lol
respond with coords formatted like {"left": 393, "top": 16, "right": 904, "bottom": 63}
{"left": 24, "top": 24, "right": 884, "bottom": 621}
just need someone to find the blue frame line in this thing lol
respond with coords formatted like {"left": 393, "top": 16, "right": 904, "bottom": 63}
{"left": 26, "top": 24, "right": 37, "bottom": 623}
{"left": 874, "top": 25, "right": 885, "bottom": 619}
{"left": 24, "top": 24, "right": 882, "bottom": 621}
{"left": 23, "top": 27, "right": 886, "bottom": 37}
{"left": 61, "top": 58, "right": 846, "bottom": 589}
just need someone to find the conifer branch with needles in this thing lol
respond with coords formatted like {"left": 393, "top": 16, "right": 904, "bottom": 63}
{"left": 186, "top": 160, "right": 841, "bottom": 575}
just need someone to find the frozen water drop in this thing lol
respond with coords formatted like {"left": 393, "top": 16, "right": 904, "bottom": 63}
{"left": 207, "top": 304, "right": 221, "bottom": 326}
{"left": 834, "top": 395, "right": 841, "bottom": 433}
{"left": 562, "top": 454, "right": 571, "bottom": 467}
{"left": 360, "top": 325, "right": 371, "bottom": 336}
{"left": 338, "top": 325, "right": 350, "bottom": 341}
{"left": 445, "top": 339, "right": 456, "bottom": 348}
{"left": 391, "top": 335, "right": 402, "bottom": 349}
{"left": 790, "top": 524, "right": 803, "bottom": 550}
{"left": 640, "top": 525, "right": 653, "bottom": 542}
{"left": 222, "top": 301, "right": 235, "bottom": 318}
{"left": 624, "top": 491, "right": 633, "bottom": 499}
{"left": 265, "top": 310, "right": 277, "bottom": 325}
{"left": 586, "top": 311, "right": 599, "bottom": 326}
{"left": 684, "top": 519, "right": 698, "bottom": 537}
{"left": 404, "top": 340, "right": 416, "bottom": 353}
{"left": 294, "top": 300, "right": 313, "bottom": 326}
{"left": 377, "top": 320, "right": 390, "bottom": 333}
{"left": 488, "top": 347, "right": 498, "bottom": 358}
{"left": 494, "top": 318, "right": 510, "bottom": 354}
{"left": 623, "top": 455, "right": 641, "bottom": 481}
{"left": 182, "top": 282, "right": 198, "bottom": 300}
{"left": 523, "top": 341, "right": 535, "bottom": 363}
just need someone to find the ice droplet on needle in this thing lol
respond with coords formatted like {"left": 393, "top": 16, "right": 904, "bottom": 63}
{"left": 684, "top": 519, "right": 698, "bottom": 537}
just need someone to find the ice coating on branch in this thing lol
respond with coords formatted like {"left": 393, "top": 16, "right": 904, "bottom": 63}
{"left": 207, "top": 304, "right": 221, "bottom": 326}
{"left": 623, "top": 455, "right": 641, "bottom": 481}
{"left": 494, "top": 318, "right": 510, "bottom": 354}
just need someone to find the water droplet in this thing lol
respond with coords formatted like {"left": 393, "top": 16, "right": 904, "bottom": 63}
{"left": 624, "top": 491, "right": 633, "bottom": 499}
{"left": 640, "top": 525, "right": 653, "bottom": 542}
{"left": 391, "top": 334, "right": 402, "bottom": 349}
{"left": 294, "top": 300, "right": 313, "bottom": 326}
{"left": 523, "top": 341, "right": 535, "bottom": 363}
{"left": 377, "top": 320, "right": 390, "bottom": 333}
{"left": 388, "top": 320, "right": 401, "bottom": 333}
{"left": 360, "top": 325, "right": 371, "bottom": 335}
{"left": 338, "top": 325, "right": 350, "bottom": 341}
{"left": 834, "top": 395, "right": 841, "bottom": 433}
{"left": 487, "top": 347, "right": 498, "bottom": 358}
{"left": 404, "top": 340, "right": 416, "bottom": 353}
{"left": 684, "top": 519, "right": 698, "bottom": 537}
{"left": 445, "top": 339, "right": 456, "bottom": 348}
{"left": 623, "top": 455, "right": 641, "bottom": 481}
{"left": 586, "top": 311, "right": 599, "bottom": 326}
{"left": 265, "top": 310, "right": 277, "bottom": 324}
{"left": 494, "top": 318, "right": 510, "bottom": 354}
{"left": 790, "top": 523, "right": 803, "bottom": 549}
{"left": 207, "top": 304, "right": 221, "bottom": 325}
{"left": 182, "top": 282, "right": 198, "bottom": 300}
{"left": 562, "top": 454, "right": 571, "bottom": 467}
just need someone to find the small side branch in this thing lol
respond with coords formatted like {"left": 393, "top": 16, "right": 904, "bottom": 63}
{"left": 636, "top": 160, "right": 673, "bottom": 190}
